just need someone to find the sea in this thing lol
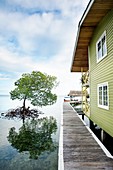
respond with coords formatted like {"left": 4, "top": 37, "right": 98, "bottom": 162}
{"left": 0, "top": 95, "right": 64, "bottom": 170}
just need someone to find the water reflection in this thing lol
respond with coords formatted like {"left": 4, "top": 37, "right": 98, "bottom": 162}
{"left": 7, "top": 117, "right": 58, "bottom": 159}
{"left": 0, "top": 95, "right": 63, "bottom": 170}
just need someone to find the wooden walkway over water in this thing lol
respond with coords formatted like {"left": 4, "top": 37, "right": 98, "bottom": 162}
{"left": 63, "top": 102, "right": 113, "bottom": 170}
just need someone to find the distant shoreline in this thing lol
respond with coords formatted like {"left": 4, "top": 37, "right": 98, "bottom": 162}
{"left": 0, "top": 94, "right": 9, "bottom": 96}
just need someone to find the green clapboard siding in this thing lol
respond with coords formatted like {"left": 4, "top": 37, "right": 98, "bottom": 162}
{"left": 89, "top": 9, "right": 113, "bottom": 137}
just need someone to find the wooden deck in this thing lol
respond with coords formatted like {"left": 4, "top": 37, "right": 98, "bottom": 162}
{"left": 63, "top": 102, "right": 113, "bottom": 170}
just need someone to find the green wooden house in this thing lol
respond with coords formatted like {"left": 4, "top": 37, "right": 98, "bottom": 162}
{"left": 71, "top": 0, "right": 113, "bottom": 139}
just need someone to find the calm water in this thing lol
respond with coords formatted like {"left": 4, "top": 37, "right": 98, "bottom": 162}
{"left": 0, "top": 95, "right": 63, "bottom": 170}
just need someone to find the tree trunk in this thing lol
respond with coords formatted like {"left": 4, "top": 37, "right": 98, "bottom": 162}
{"left": 22, "top": 115, "right": 25, "bottom": 124}
{"left": 23, "top": 96, "right": 26, "bottom": 110}
{"left": 22, "top": 96, "right": 26, "bottom": 123}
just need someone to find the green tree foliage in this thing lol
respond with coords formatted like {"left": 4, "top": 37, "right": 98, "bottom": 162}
{"left": 7, "top": 117, "right": 58, "bottom": 159}
{"left": 10, "top": 71, "right": 58, "bottom": 108}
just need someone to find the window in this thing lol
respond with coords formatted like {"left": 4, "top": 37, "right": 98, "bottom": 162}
{"left": 98, "top": 82, "right": 109, "bottom": 110}
{"left": 96, "top": 31, "right": 107, "bottom": 62}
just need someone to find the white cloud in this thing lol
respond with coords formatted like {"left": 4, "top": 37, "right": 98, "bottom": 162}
{"left": 0, "top": 0, "right": 89, "bottom": 95}
{"left": 0, "top": 0, "right": 89, "bottom": 53}
{"left": 6, "top": 0, "right": 89, "bottom": 16}
{"left": 0, "top": 74, "right": 10, "bottom": 80}
{"left": 0, "top": 45, "right": 81, "bottom": 95}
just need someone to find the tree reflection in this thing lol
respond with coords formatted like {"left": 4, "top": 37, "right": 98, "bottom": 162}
{"left": 7, "top": 116, "right": 57, "bottom": 159}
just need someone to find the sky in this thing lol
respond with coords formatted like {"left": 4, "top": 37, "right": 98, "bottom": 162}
{"left": 0, "top": 0, "right": 89, "bottom": 95}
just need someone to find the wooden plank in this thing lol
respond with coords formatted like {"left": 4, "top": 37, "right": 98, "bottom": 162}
{"left": 63, "top": 103, "right": 113, "bottom": 170}
{"left": 71, "top": 66, "right": 88, "bottom": 72}
{"left": 73, "top": 61, "right": 88, "bottom": 66}
{"left": 71, "top": 67, "right": 88, "bottom": 72}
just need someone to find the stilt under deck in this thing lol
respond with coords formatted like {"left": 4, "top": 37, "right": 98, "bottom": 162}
{"left": 63, "top": 102, "right": 113, "bottom": 170}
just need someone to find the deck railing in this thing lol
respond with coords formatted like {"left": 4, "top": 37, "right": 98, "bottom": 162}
{"left": 81, "top": 71, "right": 90, "bottom": 117}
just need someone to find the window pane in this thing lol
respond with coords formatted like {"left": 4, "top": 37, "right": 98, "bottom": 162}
{"left": 96, "top": 32, "right": 107, "bottom": 62}
{"left": 98, "top": 83, "right": 108, "bottom": 109}
{"left": 98, "top": 41, "right": 102, "bottom": 59}
{"left": 99, "top": 86, "right": 102, "bottom": 105}
{"left": 103, "top": 85, "right": 108, "bottom": 106}
{"left": 102, "top": 36, "right": 107, "bottom": 56}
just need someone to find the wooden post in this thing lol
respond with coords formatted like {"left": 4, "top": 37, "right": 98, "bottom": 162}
{"left": 101, "top": 129, "right": 106, "bottom": 142}
{"left": 82, "top": 113, "right": 84, "bottom": 120}
{"left": 89, "top": 120, "right": 95, "bottom": 131}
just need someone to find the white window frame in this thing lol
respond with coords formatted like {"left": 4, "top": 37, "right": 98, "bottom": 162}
{"left": 96, "top": 31, "right": 107, "bottom": 63}
{"left": 97, "top": 82, "right": 109, "bottom": 110}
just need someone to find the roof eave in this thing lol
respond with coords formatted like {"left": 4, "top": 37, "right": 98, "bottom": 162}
{"left": 71, "top": 0, "right": 94, "bottom": 72}
{"left": 71, "top": 0, "right": 113, "bottom": 72}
